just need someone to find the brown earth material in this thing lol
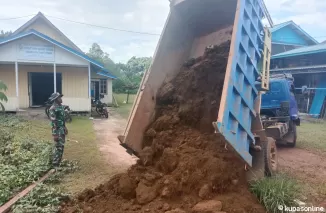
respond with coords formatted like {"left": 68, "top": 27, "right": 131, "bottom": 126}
{"left": 192, "top": 200, "right": 222, "bottom": 212}
{"left": 60, "top": 41, "right": 265, "bottom": 213}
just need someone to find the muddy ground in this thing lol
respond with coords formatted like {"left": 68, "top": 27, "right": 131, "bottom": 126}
{"left": 61, "top": 41, "right": 267, "bottom": 213}
{"left": 278, "top": 147, "right": 326, "bottom": 207}
{"left": 60, "top": 40, "right": 326, "bottom": 212}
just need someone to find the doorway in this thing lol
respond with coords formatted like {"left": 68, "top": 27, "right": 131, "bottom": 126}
{"left": 91, "top": 80, "right": 100, "bottom": 101}
{"left": 28, "top": 72, "right": 62, "bottom": 107}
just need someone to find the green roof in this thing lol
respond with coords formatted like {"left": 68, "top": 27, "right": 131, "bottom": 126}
{"left": 272, "top": 42, "right": 326, "bottom": 59}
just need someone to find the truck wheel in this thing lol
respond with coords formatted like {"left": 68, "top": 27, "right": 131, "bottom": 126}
{"left": 287, "top": 121, "right": 297, "bottom": 148}
{"left": 264, "top": 137, "right": 278, "bottom": 177}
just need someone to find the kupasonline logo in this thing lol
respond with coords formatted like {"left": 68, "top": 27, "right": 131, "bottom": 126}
{"left": 278, "top": 205, "right": 325, "bottom": 212}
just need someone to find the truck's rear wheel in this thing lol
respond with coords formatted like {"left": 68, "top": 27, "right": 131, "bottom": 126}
{"left": 264, "top": 137, "right": 278, "bottom": 176}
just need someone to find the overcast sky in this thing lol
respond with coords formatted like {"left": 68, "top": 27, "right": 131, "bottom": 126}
{"left": 0, "top": 0, "right": 325, "bottom": 63}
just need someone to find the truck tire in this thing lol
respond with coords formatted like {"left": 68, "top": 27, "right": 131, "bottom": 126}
{"left": 287, "top": 121, "right": 297, "bottom": 148}
{"left": 264, "top": 137, "right": 278, "bottom": 177}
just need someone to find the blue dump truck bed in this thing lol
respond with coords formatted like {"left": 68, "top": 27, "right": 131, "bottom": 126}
{"left": 216, "top": 0, "right": 266, "bottom": 166}
{"left": 119, "top": 0, "right": 267, "bottom": 167}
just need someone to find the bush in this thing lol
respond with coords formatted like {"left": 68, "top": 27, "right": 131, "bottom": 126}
{"left": 250, "top": 175, "right": 301, "bottom": 213}
{"left": 0, "top": 115, "right": 79, "bottom": 212}
{"left": 0, "top": 136, "right": 52, "bottom": 205}
{"left": 12, "top": 184, "right": 69, "bottom": 213}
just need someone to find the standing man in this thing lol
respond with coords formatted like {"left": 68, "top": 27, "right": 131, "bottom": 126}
{"left": 48, "top": 92, "right": 68, "bottom": 168}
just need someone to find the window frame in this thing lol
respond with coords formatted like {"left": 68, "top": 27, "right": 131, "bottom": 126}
{"left": 100, "top": 79, "right": 107, "bottom": 94}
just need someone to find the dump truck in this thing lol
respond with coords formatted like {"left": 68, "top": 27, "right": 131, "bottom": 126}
{"left": 118, "top": 0, "right": 295, "bottom": 180}
{"left": 260, "top": 74, "right": 300, "bottom": 148}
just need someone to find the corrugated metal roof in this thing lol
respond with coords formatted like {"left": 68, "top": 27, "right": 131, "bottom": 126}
{"left": 0, "top": 29, "right": 117, "bottom": 79}
{"left": 270, "top": 21, "right": 293, "bottom": 32}
{"left": 271, "top": 64, "right": 326, "bottom": 72}
{"left": 272, "top": 42, "right": 326, "bottom": 59}
{"left": 96, "top": 71, "right": 117, "bottom": 79}
{"left": 270, "top": 20, "right": 318, "bottom": 45}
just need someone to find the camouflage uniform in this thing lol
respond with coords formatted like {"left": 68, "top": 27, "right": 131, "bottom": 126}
{"left": 49, "top": 102, "right": 66, "bottom": 167}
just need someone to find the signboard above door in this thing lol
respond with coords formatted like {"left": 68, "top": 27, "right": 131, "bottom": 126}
{"left": 17, "top": 44, "right": 55, "bottom": 62}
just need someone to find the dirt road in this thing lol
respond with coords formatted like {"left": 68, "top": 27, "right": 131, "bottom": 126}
{"left": 92, "top": 112, "right": 137, "bottom": 175}
{"left": 91, "top": 111, "right": 326, "bottom": 207}
{"left": 278, "top": 147, "right": 326, "bottom": 205}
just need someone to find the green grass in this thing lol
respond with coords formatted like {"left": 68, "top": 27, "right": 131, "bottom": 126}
{"left": 250, "top": 174, "right": 301, "bottom": 213}
{"left": 297, "top": 122, "right": 326, "bottom": 151}
{"left": 58, "top": 117, "right": 112, "bottom": 194}
{"left": 113, "top": 93, "right": 136, "bottom": 119}
{"left": 15, "top": 117, "right": 111, "bottom": 195}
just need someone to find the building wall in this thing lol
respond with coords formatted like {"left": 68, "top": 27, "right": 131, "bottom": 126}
{"left": 61, "top": 66, "right": 91, "bottom": 111}
{"left": 272, "top": 43, "right": 301, "bottom": 56}
{"left": 271, "top": 52, "right": 326, "bottom": 70}
{"left": 90, "top": 71, "right": 113, "bottom": 104}
{"left": 20, "top": 18, "right": 78, "bottom": 51}
{"left": 272, "top": 26, "right": 309, "bottom": 46}
{"left": 0, "top": 64, "right": 17, "bottom": 111}
{"left": 104, "top": 79, "right": 113, "bottom": 104}
{"left": 0, "top": 64, "right": 90, "bottom": 111}
{"left": 0, "top": 35, "right": 89, "bottom": 66}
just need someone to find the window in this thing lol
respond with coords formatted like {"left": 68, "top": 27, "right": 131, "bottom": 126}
{"left": 100, "top": 79, "right": 107, "bottom": 94}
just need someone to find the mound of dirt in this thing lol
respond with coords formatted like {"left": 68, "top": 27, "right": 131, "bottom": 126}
{"left": 60, "top": 41, "right": 265, "bottom": 213}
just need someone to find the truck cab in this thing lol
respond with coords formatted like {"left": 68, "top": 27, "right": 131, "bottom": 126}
{"left": 259, "top": 74, "right": 300, "bottom": 147}
{"left": 261, "top": 78, "right": 299, "bottom": 120}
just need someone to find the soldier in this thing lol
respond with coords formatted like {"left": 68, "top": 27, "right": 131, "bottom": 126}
{"left": 48, "top": 92, "right": 68, "bottom": 168}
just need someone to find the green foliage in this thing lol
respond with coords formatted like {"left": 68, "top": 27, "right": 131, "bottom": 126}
{"left": 86, "top": 43, "right": 152, "bottom": 94}
{"left": 250, "top": 175, "right": 301, "bottom": 213}
{"left": 0, "top": 128, "right": 52, "bottom": 205}
{"left": 0, "top": 30, "right": 12, "bottom": 39}
{"left": 12, "top": 160, "right": 78, "bottom": 213}
{"left": 0, "top": 114, "right": 25, "bottom": 127}
{"left": 0, "top": 115, "right": 78, "bottom": 212}
{"left": 12, "top": 184, "right": 69, "bottom": 213}
{"left": 0, "top": 80, "right": 8, "bottom": 111}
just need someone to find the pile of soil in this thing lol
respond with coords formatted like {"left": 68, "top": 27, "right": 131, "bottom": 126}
{"left": 60, "top": 41, "right": 265, "bottom": 213}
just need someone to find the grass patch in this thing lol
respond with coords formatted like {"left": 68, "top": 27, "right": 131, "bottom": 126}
{"left": 57, "top": 117, "right": 112, "bottom": 194}
{"left": 0, "top": 115, "right": 52, "bottom": 206}
{"left": 113, "top": 93, "right": 136, "bottom": 119}
{"left": 0, "top": 115, "right": 77, "bottom": 212}
{"left": 250, "top": 175, "right": 301, "bottom": 213}
{"left": 12, "top": 183, "right": 69, "bottom": 213}
{"left": 297, "top": 122, "right": 326, "bottom": 151}
{"left": 3, "top": 115, "right": 111, "bottom": 196}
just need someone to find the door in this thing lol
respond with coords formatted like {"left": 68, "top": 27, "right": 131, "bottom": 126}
{"left": 29, "top": 72, "right": 62, "bottom": 107}
{"left": 28, "top": 73, "right": 32, "bottom": 106}
{"left": 91, "top": 80, "right": 100, "bottom": 101}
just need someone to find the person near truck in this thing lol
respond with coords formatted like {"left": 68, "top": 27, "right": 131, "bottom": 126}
{"left": 48, "top": 92, "right": 68, "bottom": 168}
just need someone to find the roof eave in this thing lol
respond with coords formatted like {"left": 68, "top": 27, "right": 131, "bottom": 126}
{"left": 272, "top": 49, "right": 326, "bottom": 59}
{"left": 96, "top": 71, "right": 117, "bottom": 79}
{"left": 13, "top": 12, "right": 83, "bottom": 52}
{"left": 0, "top": 30, "right": 115, "bottom": 75}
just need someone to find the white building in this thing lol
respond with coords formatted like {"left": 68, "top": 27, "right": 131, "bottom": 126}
{"left": 0, "top": 12, "right": 116, "bottom": 112}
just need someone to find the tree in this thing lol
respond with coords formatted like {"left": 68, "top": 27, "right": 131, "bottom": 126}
{"left": 0, "top": 30, "right": 12, "bottom": 39}
{"left": 117, "top": 57, "right": 152, "bottom": 103}
{"left": 0, "top": 81, "right": 8, "bottom": 111}
{"left": 86, "top": 43, "right": 153, "bottom": 100}
{"left": 87, "top": 43, "right": 120, "bottom": 76}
